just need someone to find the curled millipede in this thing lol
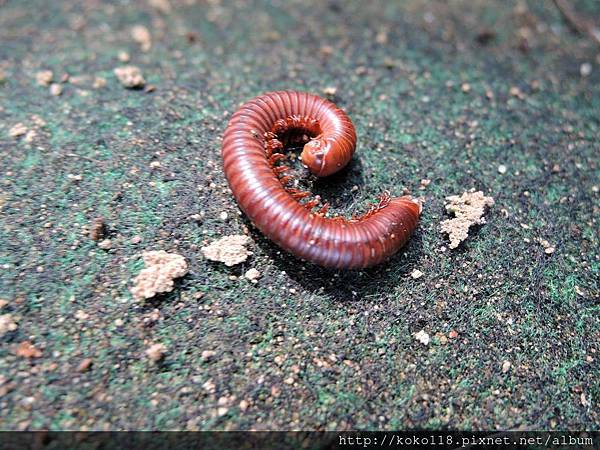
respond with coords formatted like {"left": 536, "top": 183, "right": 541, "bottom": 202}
{"left": 221, "top": 91, "right": 422, "bottom": 269}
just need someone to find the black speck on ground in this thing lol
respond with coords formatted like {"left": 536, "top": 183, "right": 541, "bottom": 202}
{"left": 0, "top": 0, "right": 598, "bottom": 431}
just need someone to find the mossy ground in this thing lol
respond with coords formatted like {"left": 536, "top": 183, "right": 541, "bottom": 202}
{"left": 0, "top": 0, "right": 598, "bottom": 430}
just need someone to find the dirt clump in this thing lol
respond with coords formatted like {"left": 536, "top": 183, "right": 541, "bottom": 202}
{"left": 201, "top": 235, "right": 252, "bottom": 266}
{"left": 130, "top": 251, "right": 188, "bottom": 301}
{"left": 441, "top": 190, "right": 494, "bottom": 249}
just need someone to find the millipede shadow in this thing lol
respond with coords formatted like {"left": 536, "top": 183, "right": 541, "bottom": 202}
{"left": 250, "top": 224, "right": 423, "bottom": 303}
{"left": 310, "top": 157, "right": 365, "bottom": 211}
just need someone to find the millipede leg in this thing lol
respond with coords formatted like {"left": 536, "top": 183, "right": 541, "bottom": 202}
{"left": 316, "top": 203, "right": 330, "bottom": 216}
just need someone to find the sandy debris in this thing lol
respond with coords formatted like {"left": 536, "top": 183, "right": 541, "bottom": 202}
{"left": 114, "top": 66, "right": 145, "bottom": 89}
{"left": 36, "top": 70, "right": 53, "bottom": 86}
{"left": 501, "top": 360, "right": 511, "bottom": 373}
{"left": 145, "top": 343, "right": 166, "bottom": 362}
{"left": 130, "top": 251, "right": 188, "bottom": 301}
{"left": 131, "top": 25, "right": 152, "bottom": 51}
{"left": 0, "top": 314, "right": 18, "bottom": 337}
{"left": 440, "top": 190, "right": 494, "bottom": 249}
{"left": 15, "top": 341, "right": 42, "bottom": 358}
{"left": 244, "top": 268, "right": 261, "bottom": 283}
{"left": 201, "top": 235, "right": 252, "bottom": 266}
{"left": 415, "top": 330, "right": 430, "bottom": 345}
{"left": 8, "top": 123, "right": 28, "bottom": 139}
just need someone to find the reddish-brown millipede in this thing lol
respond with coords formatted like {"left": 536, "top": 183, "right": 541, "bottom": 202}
{"left": 221, "top": 91, "right": 421, "bottom": 269}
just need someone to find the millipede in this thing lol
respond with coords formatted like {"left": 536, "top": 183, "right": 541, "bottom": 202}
{"left": 221, "top": 90, "right": 422, "bottom": 269}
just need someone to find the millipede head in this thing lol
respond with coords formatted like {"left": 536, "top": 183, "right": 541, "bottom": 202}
{"left": 301, "top": 139, "right": 327, "bottom": 176}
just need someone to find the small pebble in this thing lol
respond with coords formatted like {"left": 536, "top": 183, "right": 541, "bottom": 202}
{"left": 145, "top": 343, "right": 166, "bottom": 362}
{"left": 118, "top": 51, "right": 130, "bottom": 62}
{"left": 75, "top": 310, "right": 89, "bottom": 320}
{"left": 580, "top": 62, "right": 592, "bottom": 77}
{"left": 98, "top": 239, "right": 112, "bottom": 250}
{"left": 509, "top": 86, "right": 524, "bottom": 99}
{"left": 201, "top": 350, "right": 216, "bottom": 361}
{"left": 9, "top": 123, "right": 28, "bottom": 139}
{"left": 49, "top": 83, "right": 63, "bottom": 96}
{"left": 411, "top": 269, "right": 424, "bottom": 279}
{"left": 131, "top": 25, "right": 152, "bottom": 52}
{"left": 36, "top": 70, "right": 53, "bottom": 86}
{"left": 497, "top": 164, "right": 507, "bottom": 174}
{"left": 244, "top": 268, "right": 261, "bottom": 282}
{"left": 76, "top": 358, "right": 93, "bottom": 373}
{"left": 114, "top": 66, "right": 145, "bottom": 89}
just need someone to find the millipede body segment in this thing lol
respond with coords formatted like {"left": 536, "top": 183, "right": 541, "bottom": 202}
{"left": 221, "top": 91, "right": 421, "bottom": 269}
